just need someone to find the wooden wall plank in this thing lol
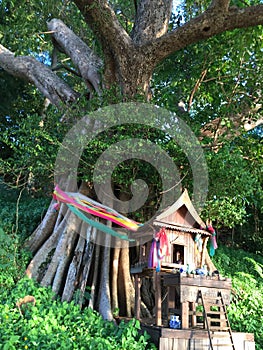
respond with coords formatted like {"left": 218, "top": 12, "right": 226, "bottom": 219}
{"left": 134, "top": 274, "right": 141, "bottom": 320}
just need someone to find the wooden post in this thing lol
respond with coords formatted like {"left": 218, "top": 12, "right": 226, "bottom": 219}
{"left": 155, "top": 271, "right": 162, "bottom": 326}
{"left": 201, "top": 237, "right": 209, "bottom": 267}
{"left": 181, "top": 302, "right": 189, "bottom": 329}
{"left": 189, "top": 302, "right": 196, "bottom": 327}
{"left": 167, "top": 286, "right": 173, "bottom": 322}
{"left": 134, "top": 274, "right": 141, "bottom": 320}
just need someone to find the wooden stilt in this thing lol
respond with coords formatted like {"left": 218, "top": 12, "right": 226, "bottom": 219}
{"left": 155, "top": 271, "right": 162, "bottom": 326}
{"left": 189, "top": 302, "right": 196, "bottom": 327}
{"left": 134, "top": 274, "right": 141, "bottom": 320}
{"left": 181, "top": 302, "right": 189, "bottom": 329}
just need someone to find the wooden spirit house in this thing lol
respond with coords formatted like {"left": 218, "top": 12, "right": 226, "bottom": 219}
{"left": 135, "top": 188, "right": 216, "bottom": 272}
{"left": 131, "top": 189, "right": 255, "bottom": 350}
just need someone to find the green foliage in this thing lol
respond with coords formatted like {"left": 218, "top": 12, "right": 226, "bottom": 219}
{"left": 0, "top": 180, "right": 49, "bottom": 239}
{"left": 0, "top": 181, "right": 49, "bottom": 288}
{"left": 202, "top": 141, "right": 262, "bottom": 227}
{"left": 0, "top": 278, "right": 156, "bottom": 350}
{"left": 152, "top": 22, "right": 263, "bottom": 229}
{"left": 0, "top": 225, "right": 31, "bottom": 290}
{"left": 213, "top": 245, "right": 263, "bottom": 349}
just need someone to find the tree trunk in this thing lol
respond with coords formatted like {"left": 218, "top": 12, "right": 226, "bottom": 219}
{"left": 118, "top": 241, "right": 134, "bottom": 318}
{"left": 112, "top": 243, "right": 121, "bottom": 313}
{"left": 98, "top": 242, "right": 112, "bottom": 320}
{"left": 89, "top": 243, "right": 101, "bottom": 310}
{"left": 97, "top": 191, "right": 113, "bottom": 320}
{"left": 61, "top": 224, "right": 96, "bottom": 304}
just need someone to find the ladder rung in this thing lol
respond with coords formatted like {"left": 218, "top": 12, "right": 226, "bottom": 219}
{"left": 207, "top": 317, "right": 228, "bottom": 323}
{"left": 203, "top": 296, "right": 222, "bottom": 302}
{"left": 211, "top": 334, "right": 233, "bottom": 339}
{"left": 208, "top": 319, "right": 228, "bottom": 323}
{"left": 210, "top": 326, "right": 231, "bottom": 331}
{"left": 212, "top": 344, "right": 234, "bottom": 347}
{"left": 206, "top": 310, "right": 226, "bottom": 315}
{"left": 209, "top": 324, "right": 229, "bottom": 329}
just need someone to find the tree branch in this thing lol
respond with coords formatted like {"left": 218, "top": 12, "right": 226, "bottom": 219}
{"left": 144, "top": 4, "right": 263, "bottom": 63}
{"left": 200, "top": 108, "right": 263, "bottom": 149}
{"left": 47, "top": 19, "right": 103, "bottom": 95}
{"left": 0, "top": 44, "right": 79, "bottom": 107}
{"left": 73, "top": 0, "right": 133, "bottom": 54}
{"left": 187, "top": 69, "right": 208, "bottom": 112}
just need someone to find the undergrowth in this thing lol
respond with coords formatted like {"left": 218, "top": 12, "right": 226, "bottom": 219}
{"left": 0, "top": 278, "right": 156, "bottom": 350}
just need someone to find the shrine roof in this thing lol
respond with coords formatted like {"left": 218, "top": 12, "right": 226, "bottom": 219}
{"left": 155, "top": 189, "right": 205, "bottom": 228}
{"left": 154, "top": 220, "right": 210, "bottom": 235}
{"left": 132, "top": 189, "right": 211, "bottom": 242}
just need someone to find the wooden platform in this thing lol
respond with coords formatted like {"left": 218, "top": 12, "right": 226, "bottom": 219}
{"left": 141, "top": 325, "right": 255, "bottom": 350}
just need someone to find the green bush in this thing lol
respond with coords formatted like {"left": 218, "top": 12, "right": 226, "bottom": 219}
{"left": 0, "top": 226, "right": 30, "bottom": 289}
{"left": 0, "top": 278, "right": 156, "bottom": 350}
{"left": 0, "top": 181, "right": 49, "bottom": 288}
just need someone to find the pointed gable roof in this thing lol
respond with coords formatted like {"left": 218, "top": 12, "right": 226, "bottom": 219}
{"left": 154, "top": 188, "right": 206, "bottom": 229}
{"left": 132, "top": 189, "right": 209, "bottom": 243}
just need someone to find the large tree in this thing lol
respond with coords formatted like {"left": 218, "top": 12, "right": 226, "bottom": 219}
{"left": 0, "top": 0, "right": 262, "bottom": 320}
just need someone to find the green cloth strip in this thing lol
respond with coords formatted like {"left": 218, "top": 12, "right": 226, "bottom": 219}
{"left": 67, "top": 204, "right": 135, "bottom": 242}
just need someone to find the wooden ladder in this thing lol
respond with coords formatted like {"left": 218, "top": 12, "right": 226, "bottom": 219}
{"left": 197, "top": 290, "right": 235, "bottom": 350}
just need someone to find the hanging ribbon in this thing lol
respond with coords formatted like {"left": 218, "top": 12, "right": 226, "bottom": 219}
{"left": 53, "top": 185, "right": 143, "bottom": 231}
{"left": 148, "top": 228, "right": 169, "bottom": 272}
{"left": 155, "top": 227, "right": 170, "bottom": 257}
{"left": 148, "top": 239, "right": 163, "bottom": 272}
{"left": 207, "top": 224, "right": 218, "bottom": 257}
{"left": 67, "top": 204, "right": 134, "bottom": 241}
{"left": 194, "top": 233, "right": 203, "bottom": 252}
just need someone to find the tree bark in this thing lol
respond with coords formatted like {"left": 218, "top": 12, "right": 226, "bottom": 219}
{"left": 2, "top": 1, "right": 263, "bottom": 102}
{"left": 61, "top": 224, "right": 96, "bottom": 304}
{"left": 144, "top": 4, "right": 263, "bottom": 64}
{"left": 119, "top": 241, "right": 134, "bottom": 317}
{"left": 61, "top": 224, "right": 87, "bottom": 302}
{"left": 98, "top": 236, "right": 113, "bottom": 320}
{"left": 78, "top": 226, "right": 96, "bottom": 308}
{"left": 26, "top": 212, "right": 69, "bottom": 281}
{"left": 89, "top": 243, "right": 101, "bottom": 310}
{"left": 131, "top": 0, "right": 173, "bottom": 44}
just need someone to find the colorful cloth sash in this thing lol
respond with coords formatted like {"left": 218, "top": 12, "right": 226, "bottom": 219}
{"left": 53, "top": 185, "right": 143, "bottom": 241}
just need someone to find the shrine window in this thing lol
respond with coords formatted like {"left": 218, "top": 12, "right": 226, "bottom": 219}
{"left": 172, "top": 244, "right": 185, "bottom": 264}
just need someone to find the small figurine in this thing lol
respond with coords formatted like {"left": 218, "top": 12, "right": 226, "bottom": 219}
{"left": 170, "top": 315, "right": 181, "bottom": 329}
